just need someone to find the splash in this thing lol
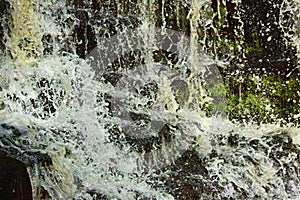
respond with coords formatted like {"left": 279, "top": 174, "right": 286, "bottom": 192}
{"left": 0, "top": 0, "right": 300, "bottom": 199}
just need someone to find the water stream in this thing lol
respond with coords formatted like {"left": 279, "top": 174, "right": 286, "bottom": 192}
{"left": 0, "top": 0, "right": 300, "bottom": 199}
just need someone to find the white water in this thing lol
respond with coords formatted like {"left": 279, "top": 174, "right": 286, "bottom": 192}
{"left": 0, "top": 0, "right": 300, "bottom": 199}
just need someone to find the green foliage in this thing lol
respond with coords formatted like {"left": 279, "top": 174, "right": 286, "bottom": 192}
{"left": 226, "top": 91, "right": 272, "bottom": 122}
{"left": 224, "top": 73, "right": 300, "bottom": 124}
{"left": 209, "top": 82, "right": 227, "bottom": 113}
{"left": 210, "top": 82, "right": 227, "bottom": 97}
{"left": 245, "top": 32, "right": 263, "bottom": 53}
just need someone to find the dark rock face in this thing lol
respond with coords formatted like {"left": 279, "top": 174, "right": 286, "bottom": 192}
{"left": 0, "top": 0, "right": 11, "bottom": 54}
{"left": 0, "top": 155, "right": 32, "bottom": 200}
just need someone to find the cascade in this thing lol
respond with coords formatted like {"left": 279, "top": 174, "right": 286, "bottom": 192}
{"left": 0, "top": 0, "right": 299, "bottom": 199}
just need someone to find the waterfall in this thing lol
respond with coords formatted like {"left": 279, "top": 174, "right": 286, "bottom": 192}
{"left": 0, "top": 0, "right": 300, "bottom": 199}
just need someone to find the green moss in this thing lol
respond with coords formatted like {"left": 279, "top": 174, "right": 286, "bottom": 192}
{"left": 210, "top": 82, "right": 227, "bottom": 97}
{"left": 209, "top": 73, "right": 300, "bottom": 123}
{"left": 209, "top": 82, "right": 227, "bottom": 113}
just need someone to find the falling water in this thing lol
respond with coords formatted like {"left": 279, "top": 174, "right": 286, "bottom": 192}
{"left": 0, "top": 0, "right": 300, "bottom": 199}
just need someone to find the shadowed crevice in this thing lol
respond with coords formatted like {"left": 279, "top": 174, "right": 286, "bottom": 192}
{"left": 0, "top": 155, "right": 32, "bottom": 200}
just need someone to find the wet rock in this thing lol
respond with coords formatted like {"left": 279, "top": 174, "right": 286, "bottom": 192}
{"left": 0, "top": 0, "right": 10, "bottom": 54}
{"left": 152, "top": 150, "right": 209, "bottom": 200}
{"left": 171, "top": 79, "right": 189, "bottom": 108}
{"left": 0, "top": 122, "right": 52, "bottom": 166}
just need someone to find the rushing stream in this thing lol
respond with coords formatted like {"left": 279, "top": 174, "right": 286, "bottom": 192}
{"left": 0, "top": 0, "right": 300, "bottom": 199}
